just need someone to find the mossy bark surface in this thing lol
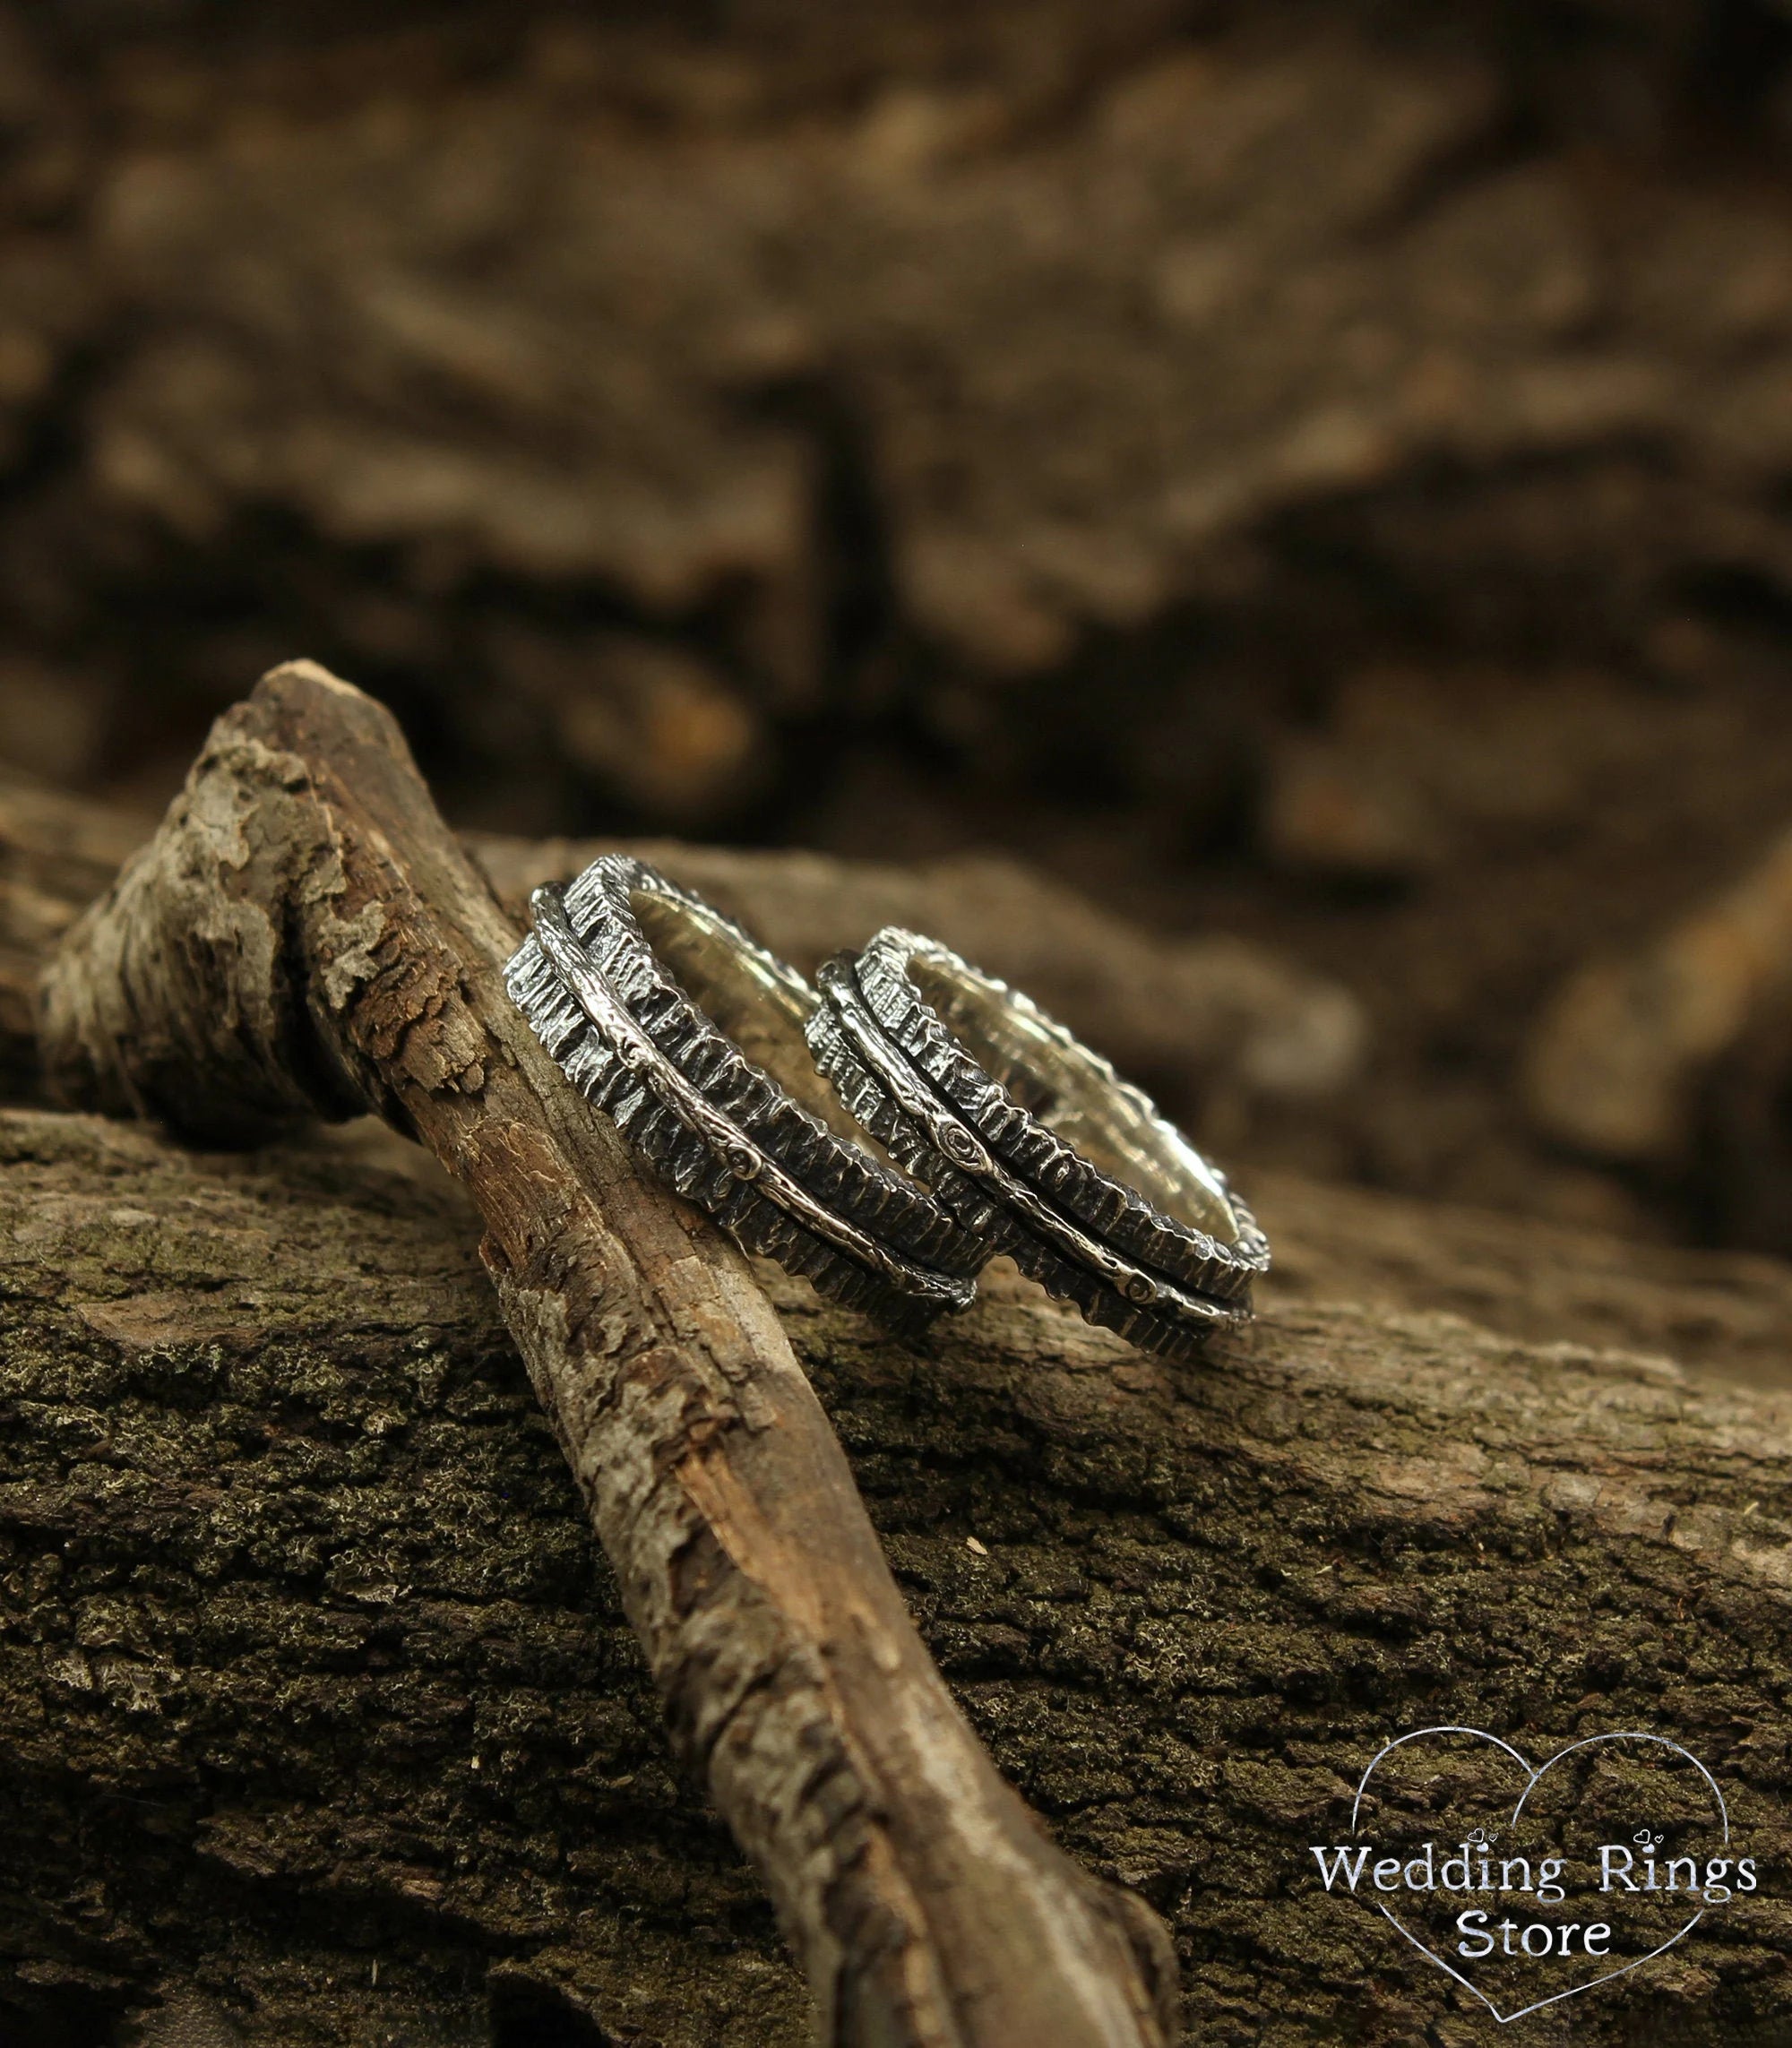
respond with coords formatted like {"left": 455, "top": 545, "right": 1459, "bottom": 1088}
{"left": 3, "top": 1107, "right": 1788, "bottom": 2046}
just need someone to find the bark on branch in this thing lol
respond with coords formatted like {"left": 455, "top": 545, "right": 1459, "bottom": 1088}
{"left": 31, "top": 663, "right": 1178, "bottom": 2048}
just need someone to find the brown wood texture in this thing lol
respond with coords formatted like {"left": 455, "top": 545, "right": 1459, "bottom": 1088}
{"left": 30, "top": 666, "right": 1176, "bottom": 2048}
{"left": 11, "top": 6, "right": 1792, "bottom": 1270}
{"left": 0, "top": 770, "right": 151, "bottom": 1103}
{"left": 1, "top": 1110, "right": 1788, "bottom": 2048}
{"left": 6, "top": 692, "right": 1792, "bottom": 2046}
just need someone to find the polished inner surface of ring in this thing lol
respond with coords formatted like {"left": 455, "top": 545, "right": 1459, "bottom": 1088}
{"left": 525, "top": 879, "right": 972, "bottom": 1313}
{"left": 819, "top": 956, "right": 1236, "bottom": 1330}
{"left": 906, "top": 951, "right": 1241, "bottom": 1246}
{"left": 630, "top": 886, "right": 866, "bottom": 1141}
{"left": 635, "top": 888, "right": 813, "bottom": 1036}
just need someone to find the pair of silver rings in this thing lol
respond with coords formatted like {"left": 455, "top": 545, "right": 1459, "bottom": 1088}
{"left": 504, "top": 856, "right": 1268, "bottom": 1359}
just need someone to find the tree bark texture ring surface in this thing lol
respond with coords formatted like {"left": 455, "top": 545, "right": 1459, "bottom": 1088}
{"left": 806, "top": 929, "right": 1265, "bottom": 1358}
{"left": 507, "top": 856, "right": 984, "bottom": 1328}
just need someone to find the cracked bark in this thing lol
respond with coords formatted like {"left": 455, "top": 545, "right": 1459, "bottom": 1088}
{"left": 3, "top": 686, "right": 1790, "bottom": 2045}
{"left": 1, "top": 1109, "right": 1789, "bottom": 2048}
{"left": 28, "top": 664, "right": 1177, "bottom": 2048}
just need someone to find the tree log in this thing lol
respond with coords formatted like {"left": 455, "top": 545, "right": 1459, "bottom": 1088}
{"left": 2, "top": 1106, "right": 1789, "bottom": 2047}
{"left": 30, "top": 667, "right": 1176, "bottom": 2048}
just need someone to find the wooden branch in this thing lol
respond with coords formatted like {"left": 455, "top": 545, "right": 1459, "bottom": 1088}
{"left": 33, "top": 664, "right": 1177, "bottom": 2048}
{"left": 2, "top": 1107, "right": 1788, "bottom": 2046}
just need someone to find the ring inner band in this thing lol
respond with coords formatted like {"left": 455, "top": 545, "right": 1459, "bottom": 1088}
{"left": 906, "top": 951, "right": 1241, "bottom": 1246}
{"left": 630, "top": 885, "right": 866, "bottom": 1142}
{"left": 532, "top": 888, "right": 964, "bottom": 1308}
{"left": 824, "top": 959, "right": 1236, "bottom": 1329}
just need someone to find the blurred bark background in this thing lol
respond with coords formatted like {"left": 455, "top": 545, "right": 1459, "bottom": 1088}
{"left": 4, "top": 0, "right": 1792, "bottom": 1256}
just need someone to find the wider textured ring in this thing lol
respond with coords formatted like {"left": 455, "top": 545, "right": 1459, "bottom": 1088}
{"left": 505, "top": 857, "right": 984, "bottom": 1329}
{"left": 806, "top": 928, "right": 1269, "bottom": 1359}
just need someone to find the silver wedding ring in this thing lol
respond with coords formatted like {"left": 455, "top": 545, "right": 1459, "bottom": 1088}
{"left": 505, "top": 856, "right": 984, "bottom": 1329}
{"left": 806, "top": 929, "right": 1266, "bottom": 1359}
{"left": 508, "top": 861, "right": 1267, "bottom": 1356}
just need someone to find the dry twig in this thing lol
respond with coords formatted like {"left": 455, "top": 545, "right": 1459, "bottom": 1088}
{"left": 37, "top": 662, "right": 1178, "bottom": 2048}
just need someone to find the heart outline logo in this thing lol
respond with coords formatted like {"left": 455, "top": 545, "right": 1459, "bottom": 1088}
{"left": 1350, "top": 1725, "right": 1730, "bottom": 2025}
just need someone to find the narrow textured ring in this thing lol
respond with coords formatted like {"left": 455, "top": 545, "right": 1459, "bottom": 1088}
{"left": 505, "top": 857, "right": 984, "bottom": 1329}
{"left": 806, "top": 929, "right": 1266, "bottom": 1358}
